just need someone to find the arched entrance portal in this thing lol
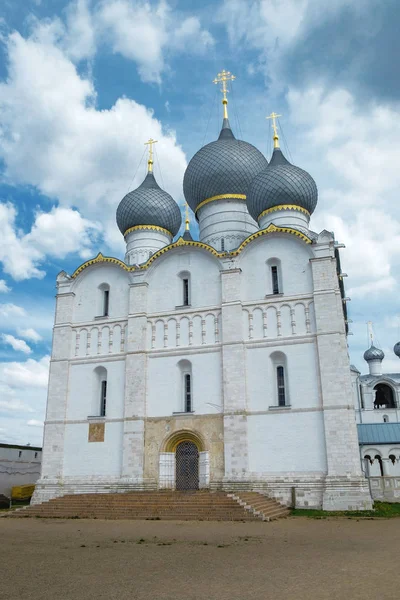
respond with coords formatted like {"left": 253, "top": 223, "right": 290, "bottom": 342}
{"left": 159, "top": 430, "right": 209, "bottom": 490}
{"left": 175, "top": 441, "right": 199, "bottom": 490}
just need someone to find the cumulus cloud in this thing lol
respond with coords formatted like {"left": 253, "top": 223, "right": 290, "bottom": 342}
{"left": 0, "top": 303, "right": 26, "bottom": 318}
{"left": 1, "top": 334, "right": 32, "bottom": 354}
{"left": 97, "top": 0, "right": 214, "bottom": 83}
{"left": 0, "top": 21, "right": 187, "bottom": 267}
{"left": 0, "top": 355, "right": 49, "bottom": 445}
{"left": 1, "top": 355, "right": 50, "bottom": 388}
{"left": 0, "top": 203, "right": 101, "bottom": 280}
{"left": 0, "top": 280, "right": 11, "bottom": 293}
{"left": 17, "top": 328, "right": 42, "bottom": 342}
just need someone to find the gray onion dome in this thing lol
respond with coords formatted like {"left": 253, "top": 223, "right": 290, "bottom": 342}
{"left": 363, "top": 345, "right": 385, "bottom": 362}
{"left": 394, "top": 342, "right": 400, "bottom": 358}
{"left": 116, "top": 171, "right": 181, "bottom": 237}
{"left": 246, "top": 147, "right": 318, "bottom": 222}
{"left": 183, "top": 118, "right": 268, "bottom": 215}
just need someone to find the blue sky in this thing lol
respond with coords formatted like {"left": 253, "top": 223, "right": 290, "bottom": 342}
{"left": 1, "top": 0, "right": 400, "bottom": 445}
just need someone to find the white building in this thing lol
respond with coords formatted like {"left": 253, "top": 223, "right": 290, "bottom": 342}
{"left": 0, "top": 443, "right": 42, "bottom": 499}
{"left": 33, "top": 88, "right": 373, "bottom": 510}
{"left": 351, "top": 341, "right": 400, "bottom": 501}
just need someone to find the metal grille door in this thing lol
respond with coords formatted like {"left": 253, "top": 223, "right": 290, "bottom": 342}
{"left": 175, "top": 441, "right": 199, "bottom": 490}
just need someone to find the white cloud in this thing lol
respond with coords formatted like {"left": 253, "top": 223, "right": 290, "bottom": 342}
{"left": 0, "top": 203, "right": 101, "bottom": 280}
{"left": 0, "top": 303, "right": 26, "bottom": 318}
{"left": 0, "top": 280, "right": 11, "bottom": 293}
{"left": 27, "top": 419, "right": 44, "bottom": 427}
{"left": 97, "top": 0, "right": 214, "bottom": 83}
{"left": 0, "top": 23, "right": 187, "bottom": 267}
{"left": 17, "top": 328, "right": 42, "bottom": 342}
{"left": 0, "top": 355, "right": 50, "bottom": 388}
{"left": 0, "top": 355, "right": 49, "bottom": 445}
{"left": 1, "top": 334, "right": 32, "bottom": 354}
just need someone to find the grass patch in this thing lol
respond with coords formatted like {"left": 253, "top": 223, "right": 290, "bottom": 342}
{"left": 292, "top": 501, "right": 400, "bottom": 519}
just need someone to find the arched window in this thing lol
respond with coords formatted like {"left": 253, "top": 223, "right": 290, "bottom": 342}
{"left": 270, "top": 351, "right": 289, "bottom": 407}
{"left": 177, "top": 359, "right": 193, "bottom": 413}
{"left": 389, "top": 454, "right": 396, "bottom": 465}
{"left": 266, "top": 258, "right": 282, "bottom": 295}
{"left": 178, "top": 271, "right": 191, "bottom": 307}
{"left": 94, "top": 366, "right": 107, "bottom": 417}
{"left": 98, "top": 283, "right": 110, "bottom": 317}
{"left": 277, "top": 366, "right": 286, "bottom": 406}
{"left": 364, "top": 455, "right": 372, "bottom": 476}
{"left": 374, "top": 383, "right": 396, "bottom": 409}
{"left": 383, "top": 414, "right": 389, "bottom": 423}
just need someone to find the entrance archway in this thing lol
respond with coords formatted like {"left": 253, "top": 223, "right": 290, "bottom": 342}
{"left": 175, "top": 441, "right": 199, "bottom": 490}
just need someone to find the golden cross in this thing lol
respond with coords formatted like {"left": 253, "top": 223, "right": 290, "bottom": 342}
{"left": 144, "top": 138, "right": 158, "bottom": 173}
{"left": 266, "top": 112, "right": 282, "bottom": 148}
{"left": 185, "top": 203, "right": 190, "bottom": 231}
{"left": 213, "top": 70, "right": 236, "bottom": 119}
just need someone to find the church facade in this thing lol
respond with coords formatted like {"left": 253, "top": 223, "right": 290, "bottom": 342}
{"left": 33, "top": 75, "right": 373, "bottom": 510}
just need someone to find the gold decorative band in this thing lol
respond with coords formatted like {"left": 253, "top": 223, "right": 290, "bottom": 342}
{"left": 196, "top": 194, "right": 246, "bottom": 213}
{"left": 258, "top": 204, "right": 310, "bottom": 221}
{"left": 124, "top": 224, "right": 172, "bottom": 237}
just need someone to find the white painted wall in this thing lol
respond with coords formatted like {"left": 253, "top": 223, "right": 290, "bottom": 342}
{"left": 238, "top": 234, "right": 314, "bottom": 302}
{"left": 67, "top": 360, "right": 126, "bottom": 420}
{"left": 147, "top": 351, "right": 222, "bottom": 416}
{"left": 247, "top": 411, "right": 327, "bottom": 473}
{"left": 63, "top": 422, "right": 123, "bottom": 478}
{"left": 246, "top": 342, "right": 320, "bottom": 412}
{"left": 72, "top": 264, "right": 130, "bottom": 322}
{"left": 146, "top": 249, "right": 221, "bottom": 313}
{"left": 0, "top": 446, "right": 42, "bottom": 497}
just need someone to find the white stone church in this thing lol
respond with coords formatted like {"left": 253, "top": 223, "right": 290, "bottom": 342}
{"left": 33, "top": 77, "right": 378, "bottom": 511}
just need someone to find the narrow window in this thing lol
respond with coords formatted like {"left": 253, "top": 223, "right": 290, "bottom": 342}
{"left": 221, "top": 238, "right": 225, "bottom": 251}
{"left": 18, "top": 451, "right": 22, "bottom": 458}
{"left": 271, "top": 266, "right": 279, "bottom": 294}
{"left": 383, "top": 415, "right": 389, "bottom": 423}
{"left": 103, "top": 290, "right": 109, "bottom": 317}
{"left": 277, "top": 366, "right": 286, "bottom": 406}
{"left": 359, "top": 384, "right": 364, "bottom": 409}
{"left": 100, "top": 380, "right": 107, "bottom": 417}
{"left": 184, "top": 373, "right": 192, "bottom": 412}
{"left": 183, "top": 278, "right": 189, "bottom": 306}
{"left": 34, "top": 452, "right": 38, "bottom": 459}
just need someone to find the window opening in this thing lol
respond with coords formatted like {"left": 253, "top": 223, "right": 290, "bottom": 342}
{"left": 374, "top": 455, "right": 384, "bottom": 476}
{"left": 383, "top": 415, "right": 389, "bottom": 423}
{"left": 18, "top": 451, "right": 22, "bottom": 458}
{"left": 184, "top": 373, "right": 192, "bottom": 412}
{"left": 359, "top": 384, "right": 364, "bottom": 409}
{"left": 374, "top": 383, "right": 395, "bottom": 409}
{"left": 183, "top": 278, "right": 189, "bottom": 306}
{"left": 100, "top": 380, "right": 107, "bottom": 417}
{"left": 277, "top": 366, "right": 286, "bottom": 406}
{"left": 221, "top": 238, "right": 225, "bottom": 251}
{"left": 103, "top": 290, "right": 109, "bottom": 317}
{"left": 271, "top": 266, "right": 279, "bottom": 294}
{"left": 34, "top": 452, "right": 38, "bottom": 459}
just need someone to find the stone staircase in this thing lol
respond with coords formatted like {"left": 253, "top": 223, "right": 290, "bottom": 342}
{"left": 228, "top": 492, "right": 291, "bottom": 521}
{"left": 9, "top": 491, "right": 290, "bottom": 521}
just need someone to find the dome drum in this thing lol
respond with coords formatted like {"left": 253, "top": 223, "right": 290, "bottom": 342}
{"left": 258, "top": 204, "right": 310, "bottom": 231}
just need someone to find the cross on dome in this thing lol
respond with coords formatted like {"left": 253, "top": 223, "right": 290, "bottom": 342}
{"left": 144, "top": 138, "right": 158, "bottom": 173}
{"left": 213, "top": 69, "right": 236, "bottom": 119}
{"left": 266, "top": 112, "right": 282, "bottom": 148}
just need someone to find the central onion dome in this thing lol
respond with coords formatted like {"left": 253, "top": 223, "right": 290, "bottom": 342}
{"left": 246, "top": 144, "right": 318, "bottom": 223}
{"left": 116, "top": 170, "right": 181, "bottom": 237}
{"left": 363, "top": 345, "right": 385, "bottom": 362}
{"left": 183, "top": 118, "right": 268, "bottom": 215}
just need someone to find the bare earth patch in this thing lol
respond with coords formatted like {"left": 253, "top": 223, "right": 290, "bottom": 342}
{"left": 1, "top": 517, "right": 399, "bottom": 600}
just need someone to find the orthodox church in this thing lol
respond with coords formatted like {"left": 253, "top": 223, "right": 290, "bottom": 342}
{"left": 34, "top": 71, "right": 379, "bottom": 510}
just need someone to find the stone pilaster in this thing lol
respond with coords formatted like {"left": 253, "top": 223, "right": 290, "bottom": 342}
{"left": 310, "top": 253, "right": 372, "bottom": 510}
{"left": 121, "top": 280, "right": 148, "bottom": 482}
{"left": 220, "top": 268, "right": 249, "bottom": 480}
{"left": 32, "top": 289, "right": 74, "bottom": 504}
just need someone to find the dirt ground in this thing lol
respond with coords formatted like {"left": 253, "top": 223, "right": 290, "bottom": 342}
{"left": 1, "top": 517, "right": 399, "bottom": 600}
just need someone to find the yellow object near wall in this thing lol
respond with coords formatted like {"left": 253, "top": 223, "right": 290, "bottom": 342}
{"left": 11, "top": 484, "right": 35, "bottom": 500}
